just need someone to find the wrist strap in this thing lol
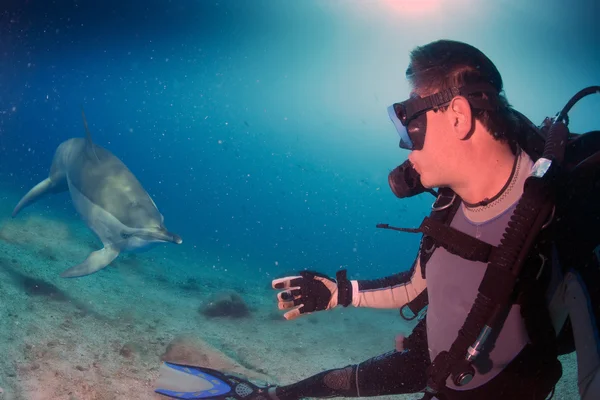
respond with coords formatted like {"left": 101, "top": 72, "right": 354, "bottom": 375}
{"left": 336, "top": 269, "right": 352, "bottom": 307}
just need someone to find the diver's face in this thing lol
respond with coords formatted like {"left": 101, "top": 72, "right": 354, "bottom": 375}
{"left": 407, "top": 107, "right": 458, "bottom": 189}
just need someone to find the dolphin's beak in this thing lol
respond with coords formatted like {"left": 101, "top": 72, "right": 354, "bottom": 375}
{"left": 142, "top": 228, "right": 183, "bottom": 244}
{"left": 170, "top": 232, "right": 183, "bottom": 245}
{"left": 162, "top": 230, "right": 182, "bottom": 244}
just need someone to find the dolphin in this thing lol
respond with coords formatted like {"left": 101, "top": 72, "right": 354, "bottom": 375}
{"left": 12, "top": 110, "right": 182, "bottom": 278}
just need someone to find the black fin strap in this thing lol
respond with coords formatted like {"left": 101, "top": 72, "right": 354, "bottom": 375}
{"left": 419, "top": 217, "right": 494, "bottom": 263}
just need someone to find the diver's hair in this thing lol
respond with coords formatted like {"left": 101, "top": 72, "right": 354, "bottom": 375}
{"left": 406, "top": 39, "right": 519, "bottom": 153}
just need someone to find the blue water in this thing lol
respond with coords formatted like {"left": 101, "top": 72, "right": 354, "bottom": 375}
{"left": 2, "top": 0, "right": 599, "bottom": 281}
{"left": 1, "top": 1, "right": 599, "bottom": 276}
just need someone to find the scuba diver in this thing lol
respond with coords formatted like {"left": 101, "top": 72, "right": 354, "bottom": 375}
{"left": 154, "top": 40, "right": 600, "bottom": 400}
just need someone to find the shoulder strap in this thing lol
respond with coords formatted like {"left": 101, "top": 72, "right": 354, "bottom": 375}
{"left": 379, "top": 187, "right": 494, "bottom": 275}
{"left": 418, "top": 188, "right": 462, "bottom": 279}
{"left": 418, "top": 216, "right": 494, "bottom": 263}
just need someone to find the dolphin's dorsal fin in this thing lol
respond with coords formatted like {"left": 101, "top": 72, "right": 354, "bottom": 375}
{"left": 81, "top": 107, "right": 100, "bottom": 162}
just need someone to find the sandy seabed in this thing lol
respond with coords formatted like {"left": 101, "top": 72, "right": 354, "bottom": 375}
{"left": 0, "top": 185, "right": 579, "bottom": 400}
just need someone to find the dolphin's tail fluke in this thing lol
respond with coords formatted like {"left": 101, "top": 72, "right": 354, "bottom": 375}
{"left": 12, "top": 177, "right": 68, "bottom": 217}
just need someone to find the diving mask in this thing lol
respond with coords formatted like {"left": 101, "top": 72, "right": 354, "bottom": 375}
{"left": 387, "top": 82, "right": 500, "bottom": 151}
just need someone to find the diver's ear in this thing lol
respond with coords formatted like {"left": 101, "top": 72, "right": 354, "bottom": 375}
{"left": 448, "top": 96, "right": 472, "bottom": 140}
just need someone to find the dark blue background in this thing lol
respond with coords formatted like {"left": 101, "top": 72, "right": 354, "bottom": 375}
{"left": 1, "top": 0, "right": 598, "bottom": 280}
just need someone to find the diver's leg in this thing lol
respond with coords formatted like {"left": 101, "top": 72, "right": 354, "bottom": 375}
{"left": 270, "top": 364, "right": 361, "bottom": 399}
{"left": 564, "top": 258, "right": 600, "bottom": 400}
{"left": 272, "top": 319, "right": 429, "bottom": 400}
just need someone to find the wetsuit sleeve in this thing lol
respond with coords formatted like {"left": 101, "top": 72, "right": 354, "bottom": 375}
{"left": 350, "top": 257, "right": 426, "bottom": 309}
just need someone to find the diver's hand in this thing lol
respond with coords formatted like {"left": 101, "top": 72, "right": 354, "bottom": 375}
{"left": 271, "top": 270, "right": 352, "bottom": 320}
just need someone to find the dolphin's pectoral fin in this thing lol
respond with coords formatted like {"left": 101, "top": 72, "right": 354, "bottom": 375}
{"left": 61, "top": 246, "right": 120, "bottom": 278}
{"left": 12, "top": 177, "right": 68, "bottom": 217}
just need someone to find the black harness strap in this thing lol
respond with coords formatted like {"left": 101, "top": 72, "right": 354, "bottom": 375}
{"left": 400, "top": 288, "right": 429, "bottom": 321}
{"left": 419, "top": 188, "right": 462, "bottom": 279}
{"left": 377, "top": 187, "right": 492, "bottom": 271}
{"left": 381, "top": 187, "right": 494, "bottom": 322}
{"left": 417, "top": 217, "right": 494, "bottom": 263}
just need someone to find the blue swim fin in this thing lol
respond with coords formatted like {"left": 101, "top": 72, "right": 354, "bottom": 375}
{"left": 155, "top": 362, "right": 274, "bottom": 400}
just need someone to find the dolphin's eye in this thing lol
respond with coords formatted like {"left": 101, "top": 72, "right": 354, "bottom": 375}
{"left": 121, "top": 232, "right": 132, "bottom": 239}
